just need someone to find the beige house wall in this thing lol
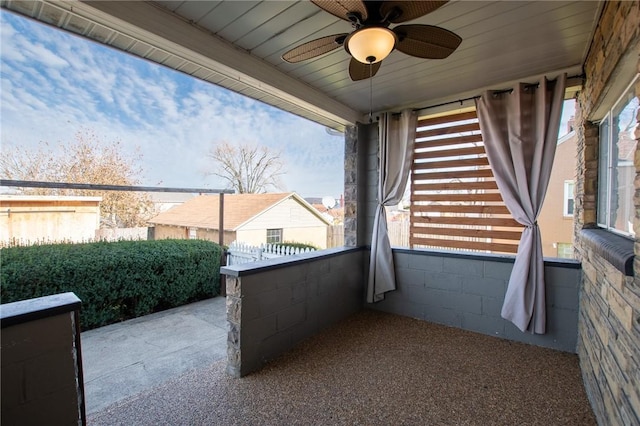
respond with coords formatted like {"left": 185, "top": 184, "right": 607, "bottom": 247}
{"left": 152, "top": 197, "right": 329, "bottom": 248}
{"left": 538, "top": 133, "right": 577, "bottom": 258}
{"left": 194, "top": 228, "right": 236, "bottom": 246}
{"left": 152, "top": 224, "right": 235, "bottom": 245}
{"left": 239, "top": 198, "right": 327, "bottom": 229}
{"left": 152, "top": 224, "right": 189, "bottom": 240}
{"left": 237, "top": 226, "right": 329, "bottom": 249}
{"left": 236, "top": 226, "right": 328, "bottom": 249}
{"left": 233, "top": 197, "right": 329, "bottom": 248}
{"left": 235, "top": 229, "right": 266, "bottom": 246}
{"left": 282, "top": 226, "right": 327, "bottom": 249}
{"left": 0, "top": 196, "right": 101, "bottom": 245}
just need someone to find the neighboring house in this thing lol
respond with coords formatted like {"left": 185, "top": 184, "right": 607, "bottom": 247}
{"left": 537, "top": 130, "right": 577, "bottom": 258}
{"left": 147, "top": 192, "right": 332, "bottom": 248}
{"left": 311, "top": 203, "right": 344, "bottom": 225}
{"left": 0, "top": 195, "right": 101, "bottom": 246}
{"left": 306, "top": 195, "right": 344, "bottom": 225}
{"left": 149, "top": 192, "right": 197, "bottom": 213}
{"left": 612, "top": 121, "right": 637, "bottom": 235}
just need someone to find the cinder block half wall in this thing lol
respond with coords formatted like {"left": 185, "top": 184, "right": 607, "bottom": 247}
{"left": 370, "top": 249, "right": 581, "bottom": 353}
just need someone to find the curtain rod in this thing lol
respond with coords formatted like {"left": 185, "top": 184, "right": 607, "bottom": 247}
{"left": 411, "top": 73, "right": 585, "bottom": 113}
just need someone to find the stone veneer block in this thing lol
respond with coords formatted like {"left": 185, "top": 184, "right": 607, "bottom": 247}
{"left": 343, "top": 125, "right": 358, "bottom": 247}
{"left": 575, "top": 2, "right": 640, "bottom": 423}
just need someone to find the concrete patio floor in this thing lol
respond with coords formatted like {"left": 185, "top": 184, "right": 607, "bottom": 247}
{"left": 88, "top": 309, "right": 596, "bottom": 425}
{"left": 81, "top": 297, "right": 227, "bottom": 414}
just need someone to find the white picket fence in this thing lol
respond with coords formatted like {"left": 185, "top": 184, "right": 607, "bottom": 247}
{"left": 226, "top": 241, "right": 316, "bottom": 265}
{"left": 95, "top": 227, "right": 148, "bottom": 242}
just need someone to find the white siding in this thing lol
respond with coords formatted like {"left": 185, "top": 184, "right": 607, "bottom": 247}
{"left": 238, "top": 198, "right": 326, "bottom": 230}
{"left": 236, "top": 198, "right": 328, "bottom": 248}
{"left": 283, "top": 226, "right": 327, "bottom": 249}
{"left": 235, "top": 229, "right": 266, "bottom": 246}
{"left": 236, "top": 227, "right": 328, "bottom": 249}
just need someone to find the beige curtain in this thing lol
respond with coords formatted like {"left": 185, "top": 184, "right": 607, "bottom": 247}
{"left": 367, "top": 109, "right": 417, "bottom": 303}
{"left": 475, "top": 74, "right": 566, "bottom": 333}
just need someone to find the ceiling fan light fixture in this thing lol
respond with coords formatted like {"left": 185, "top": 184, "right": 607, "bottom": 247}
{"left": 346, "top": 27, "right": 396, "bottom": 64}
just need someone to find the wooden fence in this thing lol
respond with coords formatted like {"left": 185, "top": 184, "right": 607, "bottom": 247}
{"left": 326, "top": 221, "right": 408, "bottom": 248}
{"left": 388, "top": 220, "right": 410, "bottom": 247}
{"left": 327, "top": 225, "right": 344, "bottom": 248}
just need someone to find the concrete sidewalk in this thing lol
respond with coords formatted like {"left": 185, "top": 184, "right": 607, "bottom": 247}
{"left": 81, "top": 297, "right": 227, "bottom": 414}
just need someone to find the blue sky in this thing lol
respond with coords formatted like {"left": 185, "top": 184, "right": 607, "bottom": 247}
{"left": 0, "top": 10, "right": 344, "bottom": 198}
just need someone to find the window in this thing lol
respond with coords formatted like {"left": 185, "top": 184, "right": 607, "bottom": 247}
{"left": 188, "top": 228, "right": 197, "bottom": 239}
{"left": 564, "top": 181, "right": 575, "bottom": 217}
{"left": 556, "top": 242, "right": 574, "bottom": 259}
{"left": 266, "top": 228, "right": 283, "bottom": 244}
{"left": 597, "top": 76, "right": 638, "bottom": 237}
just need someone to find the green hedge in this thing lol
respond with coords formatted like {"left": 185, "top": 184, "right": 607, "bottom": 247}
{"left": 0, "top": 239, "right": 222, "bottom": 330}
{"left": 275, "top": 241, "right": 319, "bottom": 251}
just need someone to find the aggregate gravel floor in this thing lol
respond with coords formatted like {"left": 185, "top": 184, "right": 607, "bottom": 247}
{"left": 88, "top": 309, "right": 595, "bottom": 425}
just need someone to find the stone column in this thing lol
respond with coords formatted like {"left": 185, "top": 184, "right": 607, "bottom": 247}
{"left": 225, "top": 275, "right": 242, "bottom": 378}
{"left": 344, "top": 124, "right": 358, "bottom": 247}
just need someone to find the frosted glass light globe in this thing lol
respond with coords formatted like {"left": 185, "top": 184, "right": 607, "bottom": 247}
{"left": 347, "top": 27, "right": 396, "bottom": 64}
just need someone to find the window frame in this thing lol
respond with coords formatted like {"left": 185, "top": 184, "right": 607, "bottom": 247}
{"left": 188, "top": 227, "right": 197, "bottom": 240}
{"left": 563, "top": 180, "right": 575, "bottom": 217}
{"left": 556, "top": 242, "right": 573, "bottom": 259}
{"left": 596, "top": 75, "right": 639, "bottom": 237}
{"left": 266, "top": 228, "right": 283, "bottom": 244}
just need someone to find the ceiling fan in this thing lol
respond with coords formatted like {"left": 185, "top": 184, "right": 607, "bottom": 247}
{"left": 282, "top": 1, "right": 462, "bottom": 81}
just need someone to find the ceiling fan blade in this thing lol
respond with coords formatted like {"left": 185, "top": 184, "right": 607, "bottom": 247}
{"left": 349, "top": 57, "right": 381, "bottom": 81}
{"left": 380, "top": 1, "right": 449, "bottom": 23}
{"left": 311, "top": 0, "right": 368, "bottom": 22}
{"left": 394, "top": 25, "right": 461, "bottom": 59}
{"left": 282, "top": 34, "right": 348, "bottom": 63}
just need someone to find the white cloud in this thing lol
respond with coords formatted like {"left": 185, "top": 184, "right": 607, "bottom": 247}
{"left": 24, "top": 41, "right": 69, "bottom": 68}
{"left": 0, "top": 12, "right": 345, "bottom": 198}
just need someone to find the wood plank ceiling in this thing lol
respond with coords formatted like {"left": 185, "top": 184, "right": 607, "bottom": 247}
{"left": 1, "top": 1, "right": 602, "bottom": 130}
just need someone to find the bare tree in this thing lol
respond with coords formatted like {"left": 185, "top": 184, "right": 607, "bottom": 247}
{"left": 0, "top": 128, "right": 154, "bottom": 228}
{"left": 205, "top": 141, "right": 286, "bottom": 193}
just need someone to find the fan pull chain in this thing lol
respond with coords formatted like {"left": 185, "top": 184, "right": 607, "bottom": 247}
{"left": 368, "top": 61, "right": 373, "bottom": 123}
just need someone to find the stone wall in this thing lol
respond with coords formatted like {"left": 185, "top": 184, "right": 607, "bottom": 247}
{"left": 343, "top": 125, "right": 358, "bottom": 247}
{"left": 371, "top": 249, "right": 581, "bottom": 353}
{"left": 222, "top": 247, "right": 365, "bottom": 377}
{"left": 574, "top": 1, "right": 640, "bottom": 424}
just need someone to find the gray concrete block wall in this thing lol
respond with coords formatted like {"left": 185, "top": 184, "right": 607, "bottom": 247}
{"left": 364, "top": 125, "right": 378, "bottom": 244}
{"left": 370, "top": 249, "right": 581, "bottom": 353}
{"left": 222, "top": 247, "right": 365, "bottom": 377}
{"left": 357, "top": 122, "right": 378, "bottom": 247}
{"left": 1, "top": 293, "right": 84, "bottom": 425}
